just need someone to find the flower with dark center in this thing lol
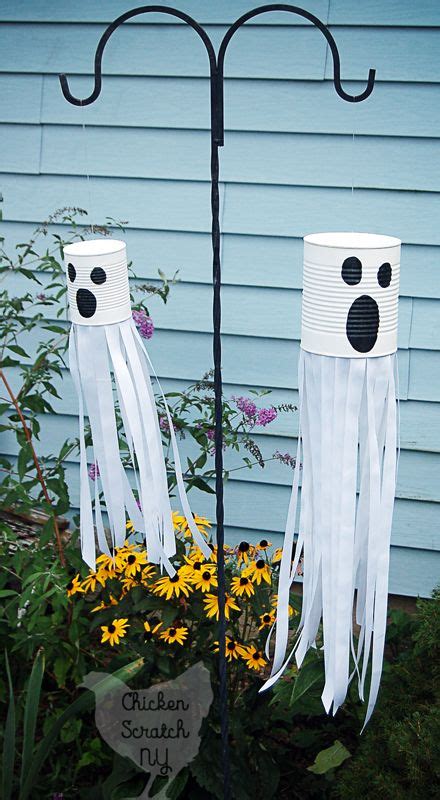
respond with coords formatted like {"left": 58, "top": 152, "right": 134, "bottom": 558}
{"left": 191, "top": 565, "right": 218, "bottom": 593}
{"left": 159, "top": 625, "right": 188, "bottom": 645}
{"left": 152, "top": 571, "right": 193, "bottom": 600}
{"left": 231, "top": 575, "right": 255, "bottom": 598}
{"left": 242, "top": 645, "right": 267, "bottom": 670}
{"left": 101, "top": 618, "right": 130, "bottom": 647}
{"left": 244, "top": 559, "right": 272, "bottom": 586}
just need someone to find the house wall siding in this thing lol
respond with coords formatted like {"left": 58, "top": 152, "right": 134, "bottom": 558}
{"left": 1, "top": 0, "right": 439, "bottom": 596}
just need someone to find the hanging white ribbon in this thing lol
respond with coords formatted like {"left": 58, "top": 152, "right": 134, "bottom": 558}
{"left": 262, "top": 351, "right": 398, "bottom": 723}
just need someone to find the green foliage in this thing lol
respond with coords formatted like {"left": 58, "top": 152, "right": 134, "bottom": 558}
{"left": 1, "top": 642, "right": 144, "bottom": 800}
{"left": 0, "top": 207, "right": 295, "bottom": 530}
{"left": 307, "top": 740, "right": 351, "bottom": 775}
{"left": 332, "top": 590, "right": 440, "bottom": 800}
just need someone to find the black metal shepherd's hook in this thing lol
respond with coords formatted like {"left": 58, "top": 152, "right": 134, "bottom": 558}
{"left": 59, "top": 6, "right": 375, "bottom": 798}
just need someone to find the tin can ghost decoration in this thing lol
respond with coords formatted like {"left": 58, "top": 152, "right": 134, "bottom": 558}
{"left": 64, "top": 238, "right": 210, "bottom": 573}
{"left": 264, "top": 232, "right": 401, "bottom": 725}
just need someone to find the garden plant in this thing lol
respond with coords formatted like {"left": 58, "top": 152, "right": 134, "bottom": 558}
{"left": 0, "top": 209, "right": 439, "bottom": 799}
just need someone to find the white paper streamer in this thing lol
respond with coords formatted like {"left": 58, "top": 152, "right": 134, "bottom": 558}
{"left": 261, "top": 350, "right": 398, "bottom": 723}
{"left": 69, "top": 318, "right": 211, "bottom": 573}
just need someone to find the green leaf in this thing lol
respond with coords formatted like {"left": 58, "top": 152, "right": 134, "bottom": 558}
{"left": 166, "top": 768, "right": 189, "bottom": 799}
{"left": 20, "top": 657, "right": 144, "bottom": 800}
{"left": 2, "top": 651, "right": 16, "bottom": 800}
{"left": 20, "top": 648, "right": 45, "bottom": 790}
{"left": 42, "top": 324, "right": 67, "bottom": 334}
{"left": 0, "top": 589, "right": 19, "bottom": 598}
{"left": 288, "top": 657, "right": 324, "bottom": 711}
{"left": 0, "top": 356, "right": 20, "bottom": 368}
{"left": 7, "top": 344, "right": 29, "bottom": 358}
{"left": 53, "top": 655, "right": 69, "bottom": 687}
{"left": 307, "top": 740, "right": 351, "bottom": 774}
{"left": 17, "top": 442, "right": 32, "bottom": 480}
{"left": 188, "top": 477, "right": 216, "bottom": 495}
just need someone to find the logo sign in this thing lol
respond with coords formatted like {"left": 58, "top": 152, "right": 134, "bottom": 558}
{"left": 81, "top": 662, "right": 213, "bottom": 798}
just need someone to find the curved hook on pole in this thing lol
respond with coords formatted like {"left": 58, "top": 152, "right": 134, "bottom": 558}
{"left": 59, "top": 4, "right": 217, "bottom": 106}
{"left": 218, "top": 3, "right": 375, "bottom": 102}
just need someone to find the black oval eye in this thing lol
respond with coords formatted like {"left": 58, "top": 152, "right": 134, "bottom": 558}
{"left": 68, "top": 263, "right": 76, "bottom": 282}
{"left": 341, "top": 256, "right": 362, "bottom": 286}
{"left": 90, "top": 267, "right": 107, "bottom": 285}
{"left": 377, "top": 262, "right": 392, "bottom": 288}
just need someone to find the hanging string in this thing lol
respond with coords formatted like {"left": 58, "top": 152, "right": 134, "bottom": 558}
{"left": 80, "top": 100, "right": 95, "bottom": 233}
{"left": 350, "top": 104, "right": 356, "bottom": 232}
{"left": 351, "top": 131, "right": 355, "bottom": 228}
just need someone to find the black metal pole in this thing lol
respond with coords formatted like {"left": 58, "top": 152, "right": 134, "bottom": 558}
{"left": 58, "top": 8, "right": 375, "bottom": 799}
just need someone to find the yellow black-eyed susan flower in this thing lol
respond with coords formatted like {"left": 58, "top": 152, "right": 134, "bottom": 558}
{"left": 258, "top": 610, "right": 276, "bottom": 630}
{"left": 244, "top": 559, "right": 271, "bottom": 586}
{"left": 242, "top": 645, "right": 267, "bottom": 671}
{"left": 100, "top": 618, "right": 129, "bottom": 646}
{"left": 124, "top": 549, "right": 148, "bottom": 578}
{"left": 236, "top": 540, "right": 255, "bottom": 565}
{"left": 91, "top": 595, "right": 119, "bottom": 613}
{"left": 96, "top": 551, "right": 125, "bottom": 574}
{"left": 144, "top": 618, "right": 162, "bottom": 640}
{"left": 66, "top": 574, "right": 83, "bottom": 597}
{"left": 230, "top": 574, "right": 255, "bottom": 598}
{"left": 126, "top": 519, "right": 135, "bottom": 535}
{"left": 179, "top": 554, "right": 206, "bottom": 577}
{"left": 188, "top": 545, "right": 209, "bottom": 563}
{"left": 152, "top": 569, "right": 193, "bottom": 600}
{"left": 140, "top": 564, "right": 156, "bottom": 585}
{"left": 173, "top": 512, "right": 211, "bottom": 540}
{"left": 159, "top": 625, "right": 188, "bottom": 645}
{"left": 257, "top": 538, "right": 272, "bottom": 551}
{"left": 271, "top": 547, "right": 283, "bottom": 564}
{"left": 271, "top": 595, "right": 296, "bottom": 617}
{"left": 214, "top": 637, "right": 247, "bottom": 661}
{"left": 81, "top": 570, "right": 107, "bottom": 593}
{"left": 120, "top": 575, "right": 139, "bottom": 595}
{"left": 203, "top": 593, "right": 240, "bottom": 621}
{"left": 191, "top": 567, "right": 218, "bottom": 592}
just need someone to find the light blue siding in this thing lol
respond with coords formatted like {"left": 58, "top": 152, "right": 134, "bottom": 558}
{"left": 0, "top": 0, "right": 439, "bottom": 597}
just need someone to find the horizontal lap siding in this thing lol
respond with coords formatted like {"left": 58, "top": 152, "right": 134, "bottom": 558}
{"left": 0, "top": 0, "right": 439, "bottom": 596}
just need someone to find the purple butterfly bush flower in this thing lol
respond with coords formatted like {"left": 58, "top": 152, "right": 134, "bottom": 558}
{"left": 233, "top": 396, "right": 278, "bottom": 428}
{"left": 88, "top": 463, "right": 100, "bottom": 481}
{"left": 256, "top": 407, "right": 277, "bottom": 427}
{"left": 132, "top": 309, "right": 154, "bottom": 340}
{"left": 273, "top": 450, "right": 296, "bottom": 468}
{"left": 234, "top": 396, "right": 258, "bottom": 418}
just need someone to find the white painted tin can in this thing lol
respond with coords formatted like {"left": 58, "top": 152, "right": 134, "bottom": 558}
{"left": 301, "top": 232, "right": 401, "bottom": 357}
{"left": 64, "top": 239, "right": 131, "bottom": 326}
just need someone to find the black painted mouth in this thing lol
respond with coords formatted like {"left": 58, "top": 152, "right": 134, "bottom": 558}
{"left": 76, "top": 288, "right": 97, "bottom": 318}
{"left": 346, "top": 294, "right": 379, "bottom": 353}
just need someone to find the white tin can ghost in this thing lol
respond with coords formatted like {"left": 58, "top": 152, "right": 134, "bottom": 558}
{"left": 301, "top": 232, "right": 401, "bottom": 357}
{"left": 64, "top": 238, "right": 132, "bottom": 326}
{"left": 264, "top": 231, "right": 401, "bottom": 728}
{"left": 63, "top": 238, "right": 210, "bottom": 573}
